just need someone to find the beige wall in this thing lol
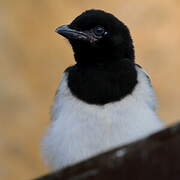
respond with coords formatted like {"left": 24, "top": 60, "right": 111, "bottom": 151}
{"left": 0, "top": 0, "right": 180, "bottom": 179}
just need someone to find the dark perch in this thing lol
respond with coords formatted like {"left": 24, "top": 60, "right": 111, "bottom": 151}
{"left": 36, "top": 122, "right": 180, "bottom": 180}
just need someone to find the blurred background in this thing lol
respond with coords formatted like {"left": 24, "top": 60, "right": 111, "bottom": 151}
{"left": 0, "top": 0, "right": 180, "bottom": 179}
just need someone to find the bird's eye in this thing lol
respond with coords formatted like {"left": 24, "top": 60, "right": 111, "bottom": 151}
{"left": 93, "top": 26, "right": 106, "bottom": 36}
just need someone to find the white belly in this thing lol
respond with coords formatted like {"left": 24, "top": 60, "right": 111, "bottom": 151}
{"left": 42, "top": 66, "right": 164, "bottom": 170}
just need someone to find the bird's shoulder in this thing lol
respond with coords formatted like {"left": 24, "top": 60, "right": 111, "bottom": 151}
{"left": 135, "top": 64, "right": 151, "bottom": 84}
{"left": 135, "top": 64, "right": 157, "bottom": 111}
{"left": 64, "top": 65, "right": 77, "bottom": 73}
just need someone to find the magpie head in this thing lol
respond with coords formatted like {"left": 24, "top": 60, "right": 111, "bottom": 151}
{"left": 56, "top": 9, "right": 135, "bottom": 64}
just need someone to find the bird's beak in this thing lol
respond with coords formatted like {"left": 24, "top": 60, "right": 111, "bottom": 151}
{"left": 55, "top": 25, "right": 89, "bottom": 41}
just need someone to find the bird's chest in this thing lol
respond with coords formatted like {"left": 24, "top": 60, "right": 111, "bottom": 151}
{"left": 51, "top": 93, "right": 141, "bottom": 153}
{"left": 45, "top": 98, "right": 127, "bottom": 169}
{"left": 42, "top": 66, "right": 164, "bottom": 170}
{"left": 54, "top": 99, "right": 119, "bottom": 144}
{"left": 43, "top": 83, "right": 163, "bottom": 170}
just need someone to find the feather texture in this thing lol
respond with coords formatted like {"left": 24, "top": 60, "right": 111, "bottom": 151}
{"left": 42, "top": 65, "right": 164, "bottom": 170}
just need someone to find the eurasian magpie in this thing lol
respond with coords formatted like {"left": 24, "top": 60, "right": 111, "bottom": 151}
{"left": 42, "top": 9, "right": 164, "bottom": 170}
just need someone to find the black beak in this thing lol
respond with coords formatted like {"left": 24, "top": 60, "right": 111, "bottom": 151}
{"left": 55, "top": 25, "right": 89, "bottom": 41}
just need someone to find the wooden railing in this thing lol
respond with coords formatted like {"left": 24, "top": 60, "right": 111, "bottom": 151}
{"left": 35, "top": 123, "right": 180, "bottom": 180}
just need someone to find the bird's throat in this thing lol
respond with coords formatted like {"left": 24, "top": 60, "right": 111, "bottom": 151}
{"left": 66, "top": 60, "right": 137, "bottom": 105}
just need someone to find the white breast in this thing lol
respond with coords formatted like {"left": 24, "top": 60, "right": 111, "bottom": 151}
{"left": 42, "top": 66, "right": 164, "bottom": 170}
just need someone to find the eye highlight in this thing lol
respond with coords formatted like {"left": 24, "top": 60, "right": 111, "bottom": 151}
{"left": 93, "top": 26, "right": 106, "bottom": 36}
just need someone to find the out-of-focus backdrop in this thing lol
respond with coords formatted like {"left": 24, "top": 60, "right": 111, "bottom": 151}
{"left": 0, "top": 0, "right": 180, "bottom": 179}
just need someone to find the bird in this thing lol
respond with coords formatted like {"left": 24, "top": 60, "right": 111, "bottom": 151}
{"left": 42, "top": 9, "right": 164, "bottom": 171}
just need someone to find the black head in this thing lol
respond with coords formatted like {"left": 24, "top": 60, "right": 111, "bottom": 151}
{"left": 56, "top": 9, "right": 135, "bottom": 65}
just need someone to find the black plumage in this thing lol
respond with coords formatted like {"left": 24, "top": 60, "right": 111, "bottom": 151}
{"left": 57, "top": 9, "right": 137, "bottom": 105}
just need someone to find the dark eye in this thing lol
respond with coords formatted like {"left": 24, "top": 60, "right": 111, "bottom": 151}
{"left": 93, "top": 26, "right": 106, "bottom": 36}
